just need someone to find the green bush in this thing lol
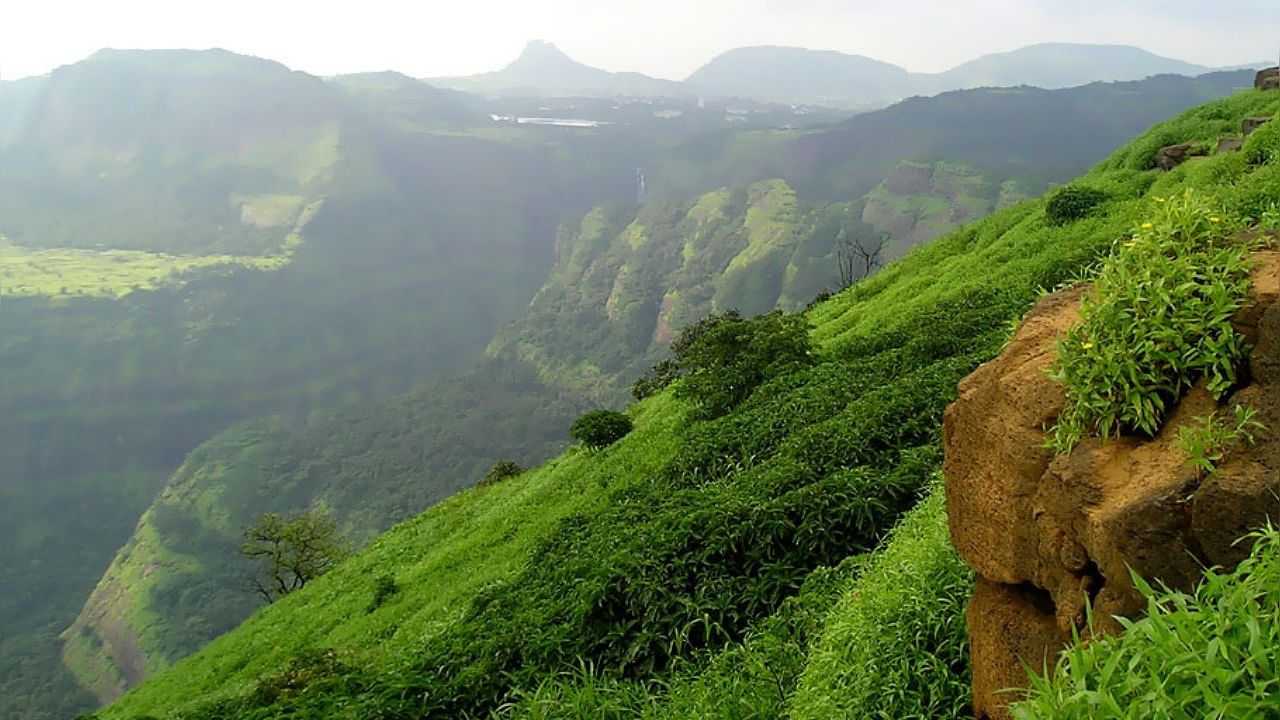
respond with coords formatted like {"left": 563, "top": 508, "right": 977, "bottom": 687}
{"left": 367, "top": 574, "right": 399, "bottom": 613}
{"left": 1014, "top": 526, "right": 1280, "bottom": 719}
{"left": 1243, "top": 115, "right": 1280, "bottom": 165}
{"left": 480, "top": 460, "right": 525, "bottom": 486}
{"left": 632, "top": 311, "right": 744, "bottom": 400}
{"left": 674, "top": 310, "right": 816, "bottom": 419}
{"left": 569, "top": 410, "right": 634, "bottom": 450}
{"left": 1050, "top": 191, "right": 1253, "bottom": 452}
{"left": 1045, "top": 186, "right": 1110, "bottom": 226}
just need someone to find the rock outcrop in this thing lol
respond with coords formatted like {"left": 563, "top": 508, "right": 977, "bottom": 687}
{"left": 1257, "top": 67, "right": 1280, "bottom": 92}
{"left": 1245, "top": 116, "right": 1274, "bottom": 137}
{"left": 1155, "top": 142, "right": 1194, "bottom": 170}
{"left": 945, "top": 251, "right": 1280, "bottom": 720}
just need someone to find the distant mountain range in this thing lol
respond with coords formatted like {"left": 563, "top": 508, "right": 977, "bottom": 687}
{"left": 431, "top": 40, "right": 1267, "bottom": 108}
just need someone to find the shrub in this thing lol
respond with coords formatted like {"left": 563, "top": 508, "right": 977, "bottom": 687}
{"left": 569, "top": 410, "right": 634, "bottom": 450}
{"left": 631, "top": 311, "right": 744, "bottom": 400}
{"left": 1045, "top": 186, "right": 1110, "bottom": 226}
{"left": 1243, "top": 115, "right": 1280, "bottom": 166}
{"left": 367, "top": 574, "right": 399, "bottom": 613}
{"left": 674, "top": 310, "right": 816, "bottom": 419}
{"left": 480, "top": 460, "right": 525, "bottom": 486}
{"left": 1050, "top": 191, "right": 1253, "bottom": 453}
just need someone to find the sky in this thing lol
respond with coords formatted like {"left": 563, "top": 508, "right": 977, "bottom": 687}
{"left": 2, "top": 0, "right": 1277, "bottom": 81}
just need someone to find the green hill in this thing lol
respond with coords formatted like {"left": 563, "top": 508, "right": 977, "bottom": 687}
{"left": 0, "top": 49, "right": 675, "bottom": 720}
{"left": 50, "top": 66, "right": 1264, "bottom": 713}
{"left": 94, "top": 84, "right": 1280, "bottom": 720}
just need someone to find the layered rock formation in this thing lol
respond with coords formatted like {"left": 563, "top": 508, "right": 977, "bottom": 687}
{"left": 945, "top": 251, "right": 1280, "bottom": 719}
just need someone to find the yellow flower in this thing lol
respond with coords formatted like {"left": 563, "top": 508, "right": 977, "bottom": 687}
{"left": 1082, "top": 342, "right": 1095, "bottom": 350}
{"left": 1154, "top": 196, "right": 1166, "bottom": 203}
{"left": 1210, "top": 216, "right": 1222, "bottom": 223}
{"left": 1141, "top": 222, "right": 1154, "bottom": 230}
{"left": 1123, "top": 241, "right": 1137, "bottom": 248}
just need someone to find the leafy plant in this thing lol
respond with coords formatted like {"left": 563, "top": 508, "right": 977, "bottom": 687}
{"left": 1045, "top": 186, "right": 1110, "bottom": 226}
{"left": 570, "top": 410, "right": 634, "bottom": 450}
{"left": 1177, "top": 404, "right": 1266, "bottom": 476}
{"left": 1014, "top": 526, "right": 1280, "bottom": 719}
{"left": 1049, "top": 191, "right": 1253, "bottom": 453}
{"left": 240, "top": 510, "right": 351, "bottom": 603}
{"left": 1243, "top": 114, "right": 1280, "bottom": 166}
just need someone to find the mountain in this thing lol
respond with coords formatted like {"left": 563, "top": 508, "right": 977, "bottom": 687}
{"left": 917, "top": 42, "right": 1212, "bottom": 92}
{"left": 430, "top": 40, "right": 686, "bottom": 98}
{"left": 92, "top": 85, "right": 1280, "bottom": 720}
{"left": 683, "top": 43, "right": 1243, "bottom": 108}
{"left": 685, "top": 46, "right": 910, "bottom": 108}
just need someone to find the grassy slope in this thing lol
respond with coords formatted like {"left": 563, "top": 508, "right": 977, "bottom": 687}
{"left": 103, "top": 90, "right": 1280, "bottom": 720}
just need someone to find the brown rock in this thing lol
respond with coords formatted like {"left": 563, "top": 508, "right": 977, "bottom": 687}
{"left": 1256, "top": 67, "right": 1280, "bottom": 91}
{"left": 945, "top": 252, "right": 1280, "bottom": 719}
{"left": 1155, "top": 143, "right": 1194, "bottom": 171}
{"left": 1217, "top": 137, "right": 1244, "bottom": 154}
{"left": 1244, "top": 116, "right": 1273, "bottom": 137}
{"left": 968, "top": 579, "right": 1067, "bottom": 720}
{"left": 944, "top": 286, "right": 1084, "bottom": 585}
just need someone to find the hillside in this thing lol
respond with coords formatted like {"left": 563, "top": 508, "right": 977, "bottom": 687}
{"left": 0, "top": 48, "right": 679, "bottom": 719}
{"left": 95, "top": 84, "right": 1280, "bottom": 719}
{"left": 52, "top": 67, "right": 1264, "bottom": 711}
{"left": 685, "top": 43, "right": 1234, "bottom": 108}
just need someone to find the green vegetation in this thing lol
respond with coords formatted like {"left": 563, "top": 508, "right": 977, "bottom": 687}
{"left": 569, "top": 410, "right": 634, "bottom": 449}
{"left": 1015, "top": 526, "right": 1280, "bottom": 719}
{"left": 240, "top": 510, "right": 351, "bottom": 603}
{"left": 1050, "top": 191, "right": 1255, "bottom": 452}
{"left": 1045, "top": 185, "right": 1110, "bottom": 226}
{"left": 91, "top": 85, "right": 1280, "bottom": 720}
{"left": 2, "top": 50, "right": 1272, "bottom": 720}
{"left": 1178, "top": 404, "right": 1266, "bottom": 476}
{"left": 481, "top": 461, "right": 526, "bottom": 486}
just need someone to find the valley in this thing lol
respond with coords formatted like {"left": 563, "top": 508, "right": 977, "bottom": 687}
{"left": 0, "top": 32, "right": 1275, "bottom": 720}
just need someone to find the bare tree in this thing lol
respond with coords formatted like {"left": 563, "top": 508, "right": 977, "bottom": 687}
{"left": 836, "top": 232, "right": 887, "bottom": 290}
{"left": 241, "top": 511, "right": 350, "bottom": 603}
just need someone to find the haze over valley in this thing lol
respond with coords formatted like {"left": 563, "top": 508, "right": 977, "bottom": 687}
{"left": 3, "top": 4, "right": 1280, "bottom": 719}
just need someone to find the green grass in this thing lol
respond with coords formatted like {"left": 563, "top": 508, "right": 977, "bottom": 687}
{"left": 0, "top": 201, "right": 319, "bottom": 298}
{"left": 1014, "top": 526, "right": 1280, "bottom": 719}
{"left": 98, "top": 88, "right": 1280, "bottom": 720}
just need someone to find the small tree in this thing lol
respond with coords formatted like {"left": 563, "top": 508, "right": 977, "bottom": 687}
{"left": 836, "top": 232, "right": 886, "bottom": 289}
{"left": 570, "top": 409, "right": 634, "bottom": 450}
{"left": 241, "top": 510, "right": 350, "bottom": 603}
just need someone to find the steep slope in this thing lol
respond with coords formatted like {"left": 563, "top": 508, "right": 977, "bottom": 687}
{"left": 59, "top": 69, "right": 1264, "bottom": 710}
{"left": 485, "top": 179, "right": 866, "bottom": 399}
{"left": 431, "top": 40, "right": 686, "bottom": 98}
{"left": 0, "top": 48, "right": 665, "bottom": 719}
{"left": 95, "top": 79, "right": 1280, "bottom": 720}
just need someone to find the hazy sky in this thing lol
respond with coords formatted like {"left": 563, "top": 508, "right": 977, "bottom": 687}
{"left": 3, "top": 0, "right": 1277, "bottom": 81}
